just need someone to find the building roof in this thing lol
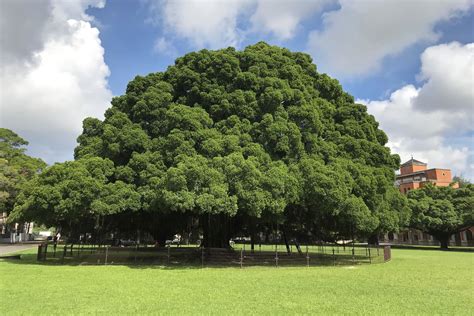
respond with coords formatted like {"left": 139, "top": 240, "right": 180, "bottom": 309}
{"left": 401, "top": 158, "right": 427, "bottom": 167}
{"left": 396, "top": 170, "right": 426, "bottom": 179}
{"left": 396, "top": 168, "right": 452, "bottom": 179}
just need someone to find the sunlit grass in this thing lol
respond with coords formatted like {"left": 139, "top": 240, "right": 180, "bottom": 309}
{"left": 0, "top": 248, "right": 472, "bottom": 315}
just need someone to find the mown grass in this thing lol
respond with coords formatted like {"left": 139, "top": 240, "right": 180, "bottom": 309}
{"left": 0, "top": 248, "right": 472, "bottom": 315}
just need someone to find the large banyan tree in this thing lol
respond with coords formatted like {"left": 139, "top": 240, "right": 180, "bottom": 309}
{"left": 12, "top": 42, "right": 410, "bottom": 247}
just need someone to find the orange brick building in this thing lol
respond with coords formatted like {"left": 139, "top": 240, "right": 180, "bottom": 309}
{"left": 396, "top": 158, "right": 459, "bottom": 194}
{"left": 383, "top": 158, "right": 472, "bottom": 246}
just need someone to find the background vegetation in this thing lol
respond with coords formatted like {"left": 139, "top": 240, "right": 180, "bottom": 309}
{"left": 0, "top": 128, "right": 45, "bottom": 234}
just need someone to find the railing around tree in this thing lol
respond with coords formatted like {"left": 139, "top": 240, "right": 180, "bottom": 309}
{"left": 36, "top": 241, "right": 391, "bottom": 267}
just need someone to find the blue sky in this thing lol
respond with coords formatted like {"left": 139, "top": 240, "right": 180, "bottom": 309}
{"left": 90, "top": 2, "right": 473, "bottom": 100}
{"left": 1, "top": 0, "right": 473, "bottom": 178}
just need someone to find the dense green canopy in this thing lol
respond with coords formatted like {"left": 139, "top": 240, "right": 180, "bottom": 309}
{"left": 12, "top": 43, "right": 409, "bottom": 246}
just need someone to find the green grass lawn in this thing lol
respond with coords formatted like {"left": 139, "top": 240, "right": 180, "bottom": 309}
{"left": 1, "top": 248, "right": 472, "bottom": 315}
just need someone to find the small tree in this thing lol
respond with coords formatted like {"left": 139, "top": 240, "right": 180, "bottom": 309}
{"left": 0, "top": 128, "right": 46, "bottom": 234}
{"left": 453, "top": 175, "right": 471, "bottom": 188}
{"left": 408, "top": 183, "right": 474, "bottom": 249}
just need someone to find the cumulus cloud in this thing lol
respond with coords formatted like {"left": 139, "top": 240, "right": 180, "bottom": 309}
{"left": 307, "top": 0, "right": 472, "bottom": 77}
{"left": 0, "top": 0, "right": 51, "bottom": 65}
{"left": 0, "top": 0, "right": 111, "bottom": 163}
{"left": 49, "top": 0, "right": 105, "bottom": 21}
{"left": 415, "top": 42, "right": 474, "bottom": 114}
{"left": 361, "top": 42, "right": 474, "bottom": 179}
{"left": 153, "top": 36, "right": 178, "bottom": 56}
{"left": 148, "top": 0, "right": 253, "bottom": 49}
{"left": 147, "top": 0, "right": 332, "bottom": 49}
{"left": 250, "top": 0, "right": 332, "bottom": 40}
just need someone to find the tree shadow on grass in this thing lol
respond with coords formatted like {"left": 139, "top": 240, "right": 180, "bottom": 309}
{"left": 1, "top": 249, "right": 383, "bottom": 270}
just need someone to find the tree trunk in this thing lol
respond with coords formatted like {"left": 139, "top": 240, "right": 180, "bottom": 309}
{"left": 201, "top": 214, "right": 210, "bottom": 248}
{"left": 250, "top": 219, "right": 255, "bottom": 253}
{"left": 282, "top": 227, "right": 291, "bottom": 255}
{"left": 155, "top": 230, "right": 168, "bottom": 247}
{"left": 432, "top": 232, "right": 451, "bottom": 250}
{"left": 439, "top": 237, "right": 449, "bottom": 250}
{"left": 368, "top": 234, "right": 379, "bottom": 245}
{"left": 201, "top": 214, "right": 231, "bottom": 248}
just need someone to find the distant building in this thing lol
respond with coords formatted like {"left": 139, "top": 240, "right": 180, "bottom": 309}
{"left": 1, "top": 212, "right": 34, "bottom": 243}
{"left": 383, "top": 158, "right": 472, "bottom": 247}
{"left": 0, "top": 212, "right": 7, "bottom": 235}
{"left": 396, "top": 158, "right": 459, "bottom": 194}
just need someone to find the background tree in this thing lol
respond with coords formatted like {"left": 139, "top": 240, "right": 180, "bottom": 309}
{"left": 408, "top": 183, "right": 474, "bottom": 249}
{"left": 0, "top": 128, "right": 46, "bottom": 234}
{"left": 452, "top": 175, "right": 471, "bottom": 188}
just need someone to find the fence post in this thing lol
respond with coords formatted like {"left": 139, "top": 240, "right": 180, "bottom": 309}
{"left": 37, "top": 244, "right": 43, "bottom": 261}
{"left": 104, "top": 245, "right": 109, "bottom": 265}
{"left": 332, "top": 248, "right": 336, "bottom": 266}
{"left": 383, "top": 245, "right": 391, "bottom": 262}
{"left": 167, "top": 245, "right": 170, "bottom": 264}
{"left": 201, "top": 247, "right": 204, "bottom": 269}
{"left": 368, "top": 247, "right": 372, "bottom": 264}
{"left": 43, "top": 243, "right": 48, "bottom": 261}
{"left": 352, "top": 247, "right": 355, "bottom": 265}
{"left": 275, "top": 249, "right": 279, "bottom": 268}
{"left": 306, "top": 245, "right": 309, "bottom": 267}
{"left": 240, "top": 248, "right": 243, "bottom": 269}
{"left": 134, "top": 244, "right": 138, "bottom": 263}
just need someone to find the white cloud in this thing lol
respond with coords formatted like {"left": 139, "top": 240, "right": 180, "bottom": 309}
{"left": 150, "top": 0, "right": 253, "bottom": 49}
{"left": 415, "top": 42, "right": 474, "bottom": 114}
{"left": 307, "top": 0, "right": 472, "bottom": 77}
{"left": 361, "top": 42, "right": 474, "bottom": 179}
{"left": 50, "top": 0, "right": 105, "bottom": 21}
{"left": 153, "top": 36, "right": 178, "bottom": 56}
{"left": 250, "top": 0, "right": 332, "bottom": 40}
{"left": 0, "top": 0, "right": 112, "bottom": 164}
{"left": 148, "top": 0, "right": 332, "bottom": 50}
{"left": 0, "top": 0, "right": 51, "bottom": 65}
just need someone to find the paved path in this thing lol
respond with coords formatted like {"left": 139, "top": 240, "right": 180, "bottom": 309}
{"left": 0, "top": 243, "right": 38, "bottom": 255}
